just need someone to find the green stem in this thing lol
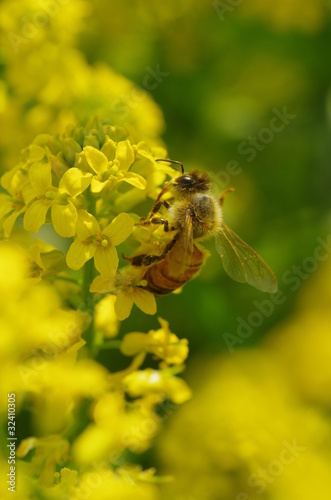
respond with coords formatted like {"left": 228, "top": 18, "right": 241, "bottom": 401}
{"left": 97, "top": 339, "right": 122, "bottom": 350}
{"left": 81, "top": 193, "right": 97, "bottom": 354}
{"left": 52, "top": 275, "right": 80, "bottom": 285}
{"left": 81, "top": 258, "right": 96, "bottom": 353}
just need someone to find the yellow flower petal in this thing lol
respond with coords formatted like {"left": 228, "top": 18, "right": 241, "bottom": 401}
{"left": 76, "top": 210, "right": 99, "bottom": 239}
{"left": 123, "top": 172, "right": 147, "bottom": 189}
{"left": 101, "top": 137, "right": 116, "bottom": 160}
{"left": 115, "top": 140, "right": 135, "bottom": 171}
{"left": 0, "top": 194, "right": 13, "bottom": 219}
{"left": 3, "top": 208, "right": 25, "bottom": 238}
{"left": 94, "top": 245, "right": 118, "bottom": 278}
{"left": 66, "top": 239, "right": 96, "bottom": 270}
{"left": 90, "top": 177, "right": 109, "bottom": 193}
{"left": 83, "top": 147, "right": 108, "bottom": 174}
{"left": 59, "top": 168, "right": 92, "bottom": 197}
{"left": 165, "top": 377, "right": 192, "bottom": 404}
{"left": 51, "top": 202, "right": 77, "bottom": 237}
{"left": 28, "top": 162, "right": 52, "bottom": 195}
{"left": 24, "top": 200, "right": 50, "bottom": 233}
{"left": 26, "top": 144, "right": 46, "bottom": 164}
{"left": 90, "top": 275, "right": 116, "bottom": 293}
{"left": 115, "top": 292, "right": 134, "bottom": 321}
{"left": 133, "top": 288, "right": 157, "bottom": 316}
{"left": 102, "top": 213, "right": 134, "bottom": 245}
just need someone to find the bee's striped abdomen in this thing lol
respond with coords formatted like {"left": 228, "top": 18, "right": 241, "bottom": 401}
{"left": 143, "top": 242, "right": 206, "bottom": 296}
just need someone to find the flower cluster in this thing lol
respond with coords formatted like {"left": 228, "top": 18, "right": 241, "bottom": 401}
{"left": 0, "top": 118, "right": 190, "bottom": 499}
{"left": 1, "top": 118, "right": 175, "bottom": 315}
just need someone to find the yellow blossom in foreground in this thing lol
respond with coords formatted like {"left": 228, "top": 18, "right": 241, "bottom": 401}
{"left": 121, "top": 317, "right": 189, "bottom": 364}
{"left": 66, "top": 210, "right": 134, "bottom": 277}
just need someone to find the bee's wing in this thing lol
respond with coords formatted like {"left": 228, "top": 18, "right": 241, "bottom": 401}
{"left": 169, "top": 210, "right": 194, "bottom": 274}
{"left": 181, "top": 210, "right": 194, "bottom": 254}
{"left": 215, "top": 222, "right": 278, "bottom": 293}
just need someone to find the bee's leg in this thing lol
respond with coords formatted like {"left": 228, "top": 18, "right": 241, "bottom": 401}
{"left": 218, "top": 187, "right": 235, "bottom": 206}
{"left": 143, "top": 217, "right": 176, "bottom": 232}
{"left": 137, "top": 200, "right": 171, "bottom": 225}
{"left": 123, "top": 230, "right": 181, "bottom": 267}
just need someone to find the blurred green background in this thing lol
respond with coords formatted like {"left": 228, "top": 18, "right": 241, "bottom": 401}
{"left": 2, "top": 0, "right": 331, "bottom": 498}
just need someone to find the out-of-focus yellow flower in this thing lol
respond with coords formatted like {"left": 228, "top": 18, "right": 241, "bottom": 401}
{"left": 0, "top": 167, "right": 30, "bottom": 237}
{"left": 0, "top": 241, "right": 87, "bottom": 419}
{"left": 94, "top": 294, "right": 119, "bottom": 338}
{"left": 17, "top": 436, "right": 69, "bottom": 487}
{"left": 66, "top": 210, "right": 134, "bottom": 277}
{"left": 157, "top": 350, "right": 331, "bottom": 500}
{"left": 70, "top": 465, "right": 159, "bottom": 500}
{"left": 266, "top": 311, "right": 331, "bottom": 407}
{"left": 26, "top": 241, "right": 66, "bottom": 282}
{"left": 72, "top": 389, "right": 162, "bottom": 462}
{"left": 121, "top": 317, "right": 189, "bottom": 364}
{"left": 264, "top": 258, "right": 331, "bottom": 408}
{"left": 124, "top": 368, "right": 192, "bottom": 404}
{"left": 90, "top": 267, "right": 157, "bottom": 319}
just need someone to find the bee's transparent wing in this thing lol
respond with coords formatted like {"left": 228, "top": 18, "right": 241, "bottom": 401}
{"left": 181, "top": 210, "right": 194, "bottom": 254}
{"left": 169, "top": 211, "right": 194, "bottom": 274}
{"left": 215, "top": 223, "right": 278, "bottom": 293}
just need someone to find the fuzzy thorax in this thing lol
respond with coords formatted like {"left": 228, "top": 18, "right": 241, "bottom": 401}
{"left": 168, "top": 193, "right": 222, "bottom": 240}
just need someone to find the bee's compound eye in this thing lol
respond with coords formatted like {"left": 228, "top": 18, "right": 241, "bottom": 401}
{"left": 177, "top": 175, "right": 194, "bottom": 186}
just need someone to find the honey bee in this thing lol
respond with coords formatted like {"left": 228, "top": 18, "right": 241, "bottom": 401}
{"left": 126, "top": 160, "right": 278, "bottom": 296}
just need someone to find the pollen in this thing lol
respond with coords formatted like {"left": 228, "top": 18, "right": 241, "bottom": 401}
{"left": 101, "top": 238, "right": 109, "bottom": 247}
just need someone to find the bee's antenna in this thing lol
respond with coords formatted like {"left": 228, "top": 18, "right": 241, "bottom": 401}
{"left": 155, "top": 158, "right": 184, "bottom": 174}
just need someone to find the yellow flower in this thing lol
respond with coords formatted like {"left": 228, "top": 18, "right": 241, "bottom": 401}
{"left": 82, "top": 139, "right": 146, "bottom": 193}
{"left": 17, "top": 436, "right": 69, "bottom": 487}
{"left": 26, "top": 241, "right": 66, "bottom": 282}
{"left": 94, "top": 295, "right": 119, "bottom": 338}
{"left": 66, "top": 210, "right": 134, "bottom": 278}
{"left": 90, "top": 267, "right": 156, "bottom": 319}
{"left": 23, "top": 163, "right": 92, "bottom": 237}
{"left": 70, "top": 466, "right": 159, "bottom": 500}
{"left": 123, "top": 368, "right": 192, "bottom": 404}
{"left": 121, "top": 318, "right": 189, "bottom": 364}
{"left": 0, "top": 165, "right": 30, "bottom": 237}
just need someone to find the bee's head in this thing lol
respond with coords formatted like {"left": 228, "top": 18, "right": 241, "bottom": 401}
{"left": 155, "top": 159, "right": 212, "bottom": 201}
{"left": 172, "top": 170, "right": 212, "bottom": 194}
